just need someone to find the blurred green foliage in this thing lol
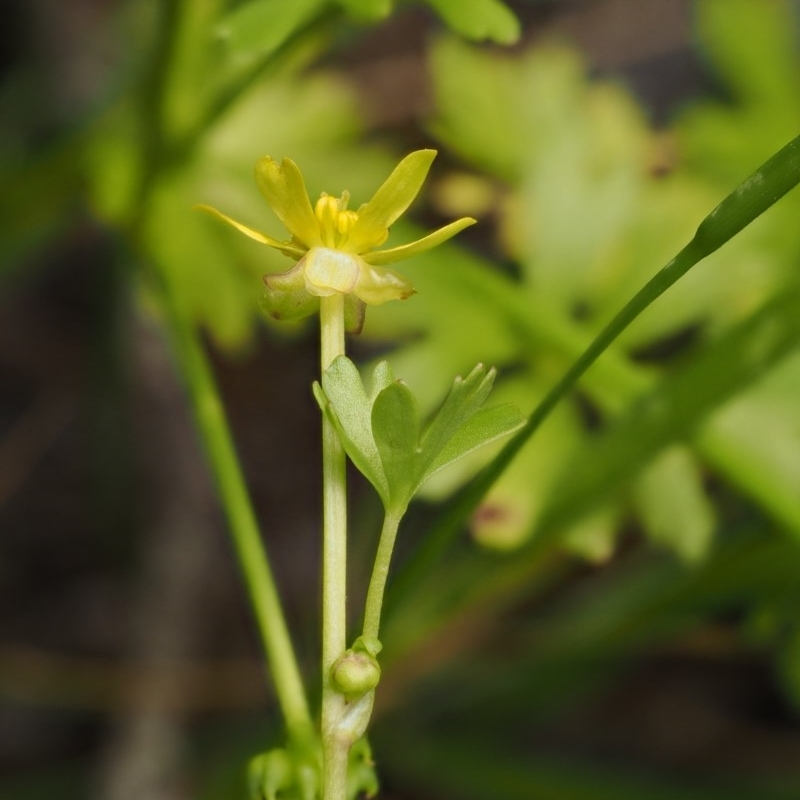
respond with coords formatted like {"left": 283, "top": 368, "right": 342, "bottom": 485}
{"left": 2, "top": 0, "right": 800, "bottom": 798}
{"left": 367, "top": 17, "right": 800, "bottom": 558}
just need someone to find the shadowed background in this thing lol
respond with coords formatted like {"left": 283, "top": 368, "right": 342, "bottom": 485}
{"left": 2, "top": 1, "right": 800, "bottom": 799}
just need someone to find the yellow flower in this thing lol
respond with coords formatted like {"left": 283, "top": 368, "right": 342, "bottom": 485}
{"left": 197, "top": 150, "right": 475, "bottom": 331}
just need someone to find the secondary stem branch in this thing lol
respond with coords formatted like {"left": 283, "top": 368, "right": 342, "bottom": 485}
{"left": 363, "top": 511, "right": 402, "bottom": 643}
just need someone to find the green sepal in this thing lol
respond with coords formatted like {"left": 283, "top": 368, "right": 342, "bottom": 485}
{"left": 261, "top": 269, "right": 319, "bottom": 322}
{"left": 344, "top": 296, "right": 366, "bottom": 334}
{"left": 260, "top": 276, "right": 365, "bottom": 329}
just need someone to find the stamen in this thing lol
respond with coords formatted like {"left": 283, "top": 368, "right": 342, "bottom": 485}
{"left": 315, "top": 194, "right": 341, "bottom": 248}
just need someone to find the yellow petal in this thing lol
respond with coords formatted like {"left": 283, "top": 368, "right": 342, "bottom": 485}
{"left": 254, "top": 157, "right": 322, "bottom": 248}
{"left": 195, "top": 204, "right": 306, "bottom": 258}
{"left": 344, "top": 150, "right": 437, "bottom": 254}
{"left": 362, "top": 217, "right": 476, "bottom": 266}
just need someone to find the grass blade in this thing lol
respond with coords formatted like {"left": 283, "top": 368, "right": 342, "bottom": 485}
{"left": 392, "top": 134, "right": 800, "bottom": 597}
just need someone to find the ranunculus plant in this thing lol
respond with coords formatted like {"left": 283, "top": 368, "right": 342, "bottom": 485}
{"left": 200, "top": 149, "right": 526, "bottom": 800}
{"left": 196, "top": 134, "right": 800, "bottom": 798}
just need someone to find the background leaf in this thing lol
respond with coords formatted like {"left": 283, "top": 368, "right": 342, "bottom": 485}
{"left": 632, "top": 445, "right": 716, "bottom": 563}
{"left": 424, "top": 0, "right": 520, "bottom": 44}
{"left": 6, "top": 1, "right": 800, "bottom": 797}
{"left": 217, "top": 0, "right": 327, "bottom": 61}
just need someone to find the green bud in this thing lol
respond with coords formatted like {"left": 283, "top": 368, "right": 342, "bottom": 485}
{"left": 248, "top": 748, "right": 292, "bottom": 800}
{"left": 330, "top": 650, "right": 381, "bottom": 698}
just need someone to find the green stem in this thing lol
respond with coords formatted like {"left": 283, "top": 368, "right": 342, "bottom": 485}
{"left": 125, "top": 0, "right": 320, "bottom": 769}
{"left": 363, "top": 512, "right": 403, "bottom": 643}
{"left": 319, "top": 294, "right": 349, "bottom": 800}
{"left": 159, "top": 283, "right": 313, "bottom": 747}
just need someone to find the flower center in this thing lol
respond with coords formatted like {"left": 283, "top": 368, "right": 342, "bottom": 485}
{"left": 315, "top": 193, "right": 359, "bottom": 249}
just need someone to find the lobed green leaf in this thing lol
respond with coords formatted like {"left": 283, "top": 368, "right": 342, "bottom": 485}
{"left": 317, "top": 357, "right": 389, "bottom": 504}
{"left": 372, "top": 382, "right": 421, "bottom": 513}
{"left": 422, "top": 403, "right": 526, "bottom": 485}
{"left": 320, "top": 357, "right": 522, "bottom": 515}
{"left": 419, "top": 364, "right": 497, "bottom": 469}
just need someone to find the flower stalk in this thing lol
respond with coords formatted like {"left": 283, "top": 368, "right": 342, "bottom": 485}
{"left": 319, "top": 294, "right": 350, "bottom": 800}
{"left": 362, "top": 512, "right": 403, "bottom": 644}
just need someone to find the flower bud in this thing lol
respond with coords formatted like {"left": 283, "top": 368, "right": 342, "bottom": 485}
{"left": 330, "top": 650, "right": 381, "bottom": 698}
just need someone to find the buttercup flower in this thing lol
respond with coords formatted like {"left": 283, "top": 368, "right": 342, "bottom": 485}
{"left": 197, "top": 150, "right": 475, "bottom": 331}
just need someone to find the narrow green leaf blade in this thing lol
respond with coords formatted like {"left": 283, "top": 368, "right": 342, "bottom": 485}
{"left": 396, "top": 134, "right": 800, "bottom": 587}
{"left": 538, "top": 287, "right": 800, "bottom": 538}
{"left": 692, "top": 134, "right": 800, "bottom": 254}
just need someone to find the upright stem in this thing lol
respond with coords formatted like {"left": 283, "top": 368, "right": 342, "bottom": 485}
{"left": 319, "top": 294, "right": 349, "bottom": 800}
{"left": 362, "top": 512, "right": 403, "bottom": 643}
{"left": 159, "top": 284, "right": 313, "bottom": 747}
